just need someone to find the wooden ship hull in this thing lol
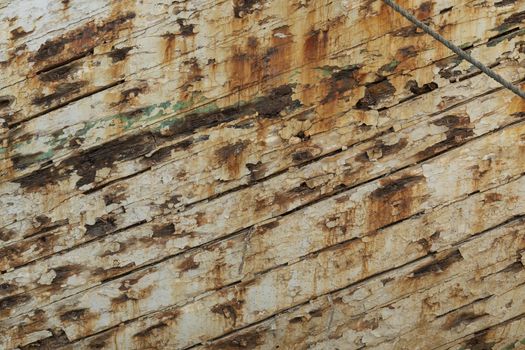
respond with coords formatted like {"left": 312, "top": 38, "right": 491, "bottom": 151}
{"left": 0, "top": 0, "right": 524, "bottom": 348}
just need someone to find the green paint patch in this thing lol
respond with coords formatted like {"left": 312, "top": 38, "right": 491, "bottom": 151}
{"left": 520, "top": 337, "right": 525, "bottom": 345}
{"left": 315, "top": 65, "right": 339, "bottom": 77}
{"left": 502, "top": 343, "right": 516, "bottom": 350}
{"left": 381, "top": 59, "right": 400, "bottom": 73}
{"left": 315, "top": 64, "right": 362, "bottom": 79}
{"left": 172, "top": 100, "right": 191, "bottom": 113}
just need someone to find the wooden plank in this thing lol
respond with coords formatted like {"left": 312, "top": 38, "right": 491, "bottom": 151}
{"left": 1, "top": 0, "right": 524, "bottom": 348}
{"left": 2, "top": 98, "right": 525, "bottom": 348}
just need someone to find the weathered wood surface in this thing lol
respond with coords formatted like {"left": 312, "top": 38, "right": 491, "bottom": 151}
{"left": 0, "top": 0, "right": 524, "bottom": 349}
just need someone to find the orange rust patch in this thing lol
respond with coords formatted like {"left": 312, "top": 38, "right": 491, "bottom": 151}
{"left": 211, "top": 299, "right": 245, "bottom": 325}
{"left": 162, "top": 33, "right": 176, "bottom": 63}
{"left": 216, "top": 140, "right": 250, "bottom": 179}
{"left": 178, "top": 256, "right": 200, "bottom": 272}
{"left": 367, "top": 175, "right": 427, "bottom": 229}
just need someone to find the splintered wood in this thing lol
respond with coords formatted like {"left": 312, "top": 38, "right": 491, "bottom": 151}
{"left": 0, "top": 0, "right": 524, "bottom": 349}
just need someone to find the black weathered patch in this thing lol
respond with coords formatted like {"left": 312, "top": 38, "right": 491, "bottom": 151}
{"left": 177, "top": 18, "right": 195, "bottom": 36}
{"left": 60, "top": 308, "right": 88, "bottom": 322}
{"left": 32, "top": 12, "right": 136, "bottom": 63}
{"left": 68, "top": 133, "right": 156, "bottom": 188}
{"left": 211, "top": 299, "right": 244, "bottom": 324}
{"left": 147, "top": 138, "right": 193, "bottom": 164}
{"left": 32, "top": 81, "right": 87, "bottom": 106}
{"left": 412, "top": 250, "right": 463, "bottom": 277}
{"left": 152, "top": 223, "right": 175, "bottom": 238}
{"left": 133, "top": 322, "right": 169, "bottom": 338}
{"left": 253, "top": 84, "right": 300, "bottom": 118}
{"left": 495, "top": 0, "right": 516, "bottom": 6}
{"left": 85, "top": 216, "right": 117, "bottom": 237}
{"left": 0, "top": 294, "right": 31, "bottom": 310}
{"left": 108, "top": 46, "right": 134, "bottom": 63}
{"left": 415, "top": 115, "right": 473, "bottom": 160}
{"left": 372, "top": 175, "right": 425, "bottom": 199}
{"left": 444, "top": 312, "right": 488, "bottom": 330}
{"left": 406, "top": 80, "right": 438, "bottom": 96}
{"left": 321, "top": 65, "right": 361, "bottom": 104}
{"left": 209, "top": 330, "right": 264, "bottom": 349}
{"left": 233, "top": 0, "right": 262, "bottom": 18}
{"left": 38, "top": 62, "right": 80, "bottom": 82}
{"left": 355, "top": 79, "right": 396, "bottom": 110}
{"left": 19, "top": 329, "right": 70, "bottom": 350}
{"left": 0, "top": 95, "right": 15, "bottom": 109}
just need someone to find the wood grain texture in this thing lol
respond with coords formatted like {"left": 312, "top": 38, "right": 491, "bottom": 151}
{"left": 0, "top": 0, "right": 524, "bottom": 349}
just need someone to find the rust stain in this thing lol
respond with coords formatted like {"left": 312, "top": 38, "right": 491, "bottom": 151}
{"left": 162, "top": 33, "right": 176, "bottom": 63}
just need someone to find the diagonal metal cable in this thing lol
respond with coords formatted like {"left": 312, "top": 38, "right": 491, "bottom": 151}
{"left": 382, "top": 0, "right": 525, "bottom": 99}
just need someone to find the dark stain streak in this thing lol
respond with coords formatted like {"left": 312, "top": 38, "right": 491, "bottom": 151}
{"left": 152, "top": 223, "right": 175, "bottom": 238}
{"left": 38, "top": 62, "right": 79, "bottom": 82}
{"left": 52, "top": 264, "right": 84, "bottom": 286}
{"left": 417, "top": 1, "right": 433, "bottom": 19}
{"left": 439, "top": 6, "right": 453, "bottom": 14}
{"left": 289, "top": 316, "right": 305, "bottom": 323}
{"left": 461, "top": 331, "right": 495, "bottom": 350}
{"left": 0, "top": 283, "right": 15, "bottom": 295}
{"left": 19, "top": 329, "right": 70, "bottom": 350}
{"left": 147, "top": 139, "right": 192, "bottom": 163}
{"left": 308, "top": 308, "right": 324, "bottom": 317}
{"left": 133, "top": 322, "right": 169, "bottom": 338}
{"left": 120, "top": 86, "right": 146, "bottom": 102}
{"left": 0, "top": 294, "right": 31, "bottom": 312}
{"left": 496, "top": 10, "right": 525, "bottom": 32}
{"left": 60, "top": 308, "right": 88, "bottom": 322}
{"left": 415, "top": 115, "right": 473, "bottom": 159}
{"left": 362, "top": 138, "right": 408, "bottom": 161}
{"left": 291, "top": 150, "right": 314, "bottom": 162}
{"left": 372, "top": 175, "right": 425, "bottom": 199}
{"left": 103, "top": 191, "right": 127, "bottom": 206}
{"left": 160, "top": 85, "right": 298, "bottom": 139}
{"left": 32, "top": 12, "right": 136, "bottom": 63}
{"left": 210, "top": 330, "right": 264, "bottom": 349}
{"left": 85, "top": 216, "right": 117, "bottom": 237}
{"left": 412, "top": 250, "right": 464, "bottom": 278}
{"left": 216, "top": 141, "right": 249, "bottom": 162}
{"left": 487, "top": 27, "right": 522, "bottom": 47}
{"left": 304, "top": 28, "right": 329, "bottom": 62}
{"left": 0, "top": 228, "right": 16, "bottom": 242}
{"left": 10, "top": 26, "right": 33, "bottom": 40}
{"left": 32, "top": 81, "right": 88, "bottom": 106}
{"left": 444, "top": 312, "right": 488, "bottom": 330}
{"left": 69, "top": 133, "right": 156, "bottom": 188}
{"left": 398, "top": 45, "right": 417, "bottom": 59}
{"left": 495, "top": 0, "right": 516, "bottom": 6}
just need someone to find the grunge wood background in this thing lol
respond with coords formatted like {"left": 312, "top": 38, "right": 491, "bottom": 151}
{"left": 1, "top": 0, "right": 525, "bottom": 349}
